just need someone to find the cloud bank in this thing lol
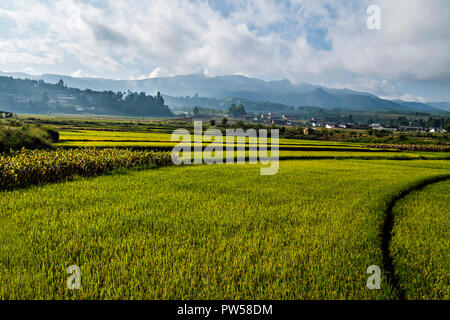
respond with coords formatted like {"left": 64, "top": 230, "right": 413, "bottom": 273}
{"left": 0, "top": 0, "right": 449, "bottom": 100}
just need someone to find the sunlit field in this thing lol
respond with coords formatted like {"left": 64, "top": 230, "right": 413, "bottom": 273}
{"left": 1, "top": 0, "right": 450, "bottom": 305}
{"left": 0, "top": 122, "right": 449, "bottom": 300}
{"left": 0, "top": 160, "right": 449, "bottom": 299}
{"left": 391, "top": 180, "right": 450, "bottom": 300}
{"left": 56, "top": 130, "right": 449, "bottom": 161}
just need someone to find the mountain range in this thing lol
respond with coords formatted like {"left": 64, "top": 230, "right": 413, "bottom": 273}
{"left": 0, "top": 71, "right": 448, "bottom": 115}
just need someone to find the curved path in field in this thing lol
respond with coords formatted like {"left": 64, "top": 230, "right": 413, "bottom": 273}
{"left": 381, "top": 174, "right": 450, "bottom": 300}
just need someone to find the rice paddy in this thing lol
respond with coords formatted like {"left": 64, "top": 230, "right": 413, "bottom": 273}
{"left": 0, "top": 125, "right": 448, "bottom": 300}
{"left": 391, "top": 179, "right": 450, "bottom": 300}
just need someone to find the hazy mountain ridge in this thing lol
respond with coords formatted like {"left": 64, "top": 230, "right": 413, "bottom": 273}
{"left": 0, "top": 71, "right": 447, "bottom": 114}
{"left": 427, "top": 102, "right": 450, "bottom": 112}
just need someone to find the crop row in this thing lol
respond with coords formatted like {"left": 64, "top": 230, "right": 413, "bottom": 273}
{"left": 0, "top": 148, "right": 173, "bottom": 190}
{"left": 1, "top": 160, "right": 449, "bottom": 299}
{"left": 368, "top": 144, "right": 450, "bottom": 152}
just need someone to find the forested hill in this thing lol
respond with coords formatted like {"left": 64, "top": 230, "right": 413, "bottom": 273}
{"left": 0, "top": 76, "right": 173, "bottom": 117}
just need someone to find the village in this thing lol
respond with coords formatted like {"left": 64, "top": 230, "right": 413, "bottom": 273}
{"left": 244, "top": 112, "right": 448, "bottom": 133}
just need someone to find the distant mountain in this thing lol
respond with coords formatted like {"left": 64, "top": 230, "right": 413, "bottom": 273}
{"left": 392, "top": 100, "right": 443, "bottom": 113}
{"left": 0, "top": 71, "right": 446, "bottom": 114}
{"left": 164, "top": 95, "right": 296, "bottom": 113}
{"left": 427, "top": 102, "right": 450, "bottom": 112}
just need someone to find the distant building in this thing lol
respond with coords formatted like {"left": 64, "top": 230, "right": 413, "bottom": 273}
{"left": 370, "top": 124, "right": 385, "bottom": 130}
{"left": 260, "top": 112, "right": 287, "bottom": 125}
{"left": 429, "top": 128, "right": 447, "bottom": 133}
{"left": 0, "top": 110, "right": 13, "bottom": 118}
{"left": 310, "top": 118, "right": 325, "bottom": 127}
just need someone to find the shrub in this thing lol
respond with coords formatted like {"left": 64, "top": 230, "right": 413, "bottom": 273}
{"left": 0, "top": 124, "right": 60, "bottom": 153}
{"left": 368, "top": 144, "right": 450, "bottom": 152}
{"left": 0, "top": 148, "right": 174, "bottom": 190}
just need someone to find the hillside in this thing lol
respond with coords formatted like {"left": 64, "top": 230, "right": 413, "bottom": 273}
{"left": 0, "top": 76, "right": 173, "bottom": 117}
{"left": 428, "top": 102, "right": 450, "bottom": 112}
{"left": 164, "top": 95, "right": 297, "bottom": 113}
{"left": 0, "top": 72, "right": 448, "bottom": 116}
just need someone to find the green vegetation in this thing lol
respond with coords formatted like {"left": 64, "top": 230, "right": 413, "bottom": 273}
{"left": 52, "top": 129, "right": 449, "bottom": 162}
{"left": 0, "top": 160, "right": 448, "bottom": 299}
{"left": 391, "top": 179, "right": 450, "bottom": 300}
{"left": 227, "top": 104, "right": 247, "bottom": 117}
{"left": 0, "top": 148, "right": 172, "bottom": 190}
{"left": 0, "top": 115, "right": 448, "bottom": 300}
{"left": 0, "top": 120, "right": 59, "bottom": 153}
{"left": 368, "top": 144, "right": 450, "bottom": 152}
{"left": 0, "top": 77, "right": 173, "bottom": 117}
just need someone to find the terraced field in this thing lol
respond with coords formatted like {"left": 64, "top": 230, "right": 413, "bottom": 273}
{"left": 0, "top": 160, "right": 449, "bottom": 299}
{"left": 0, "top": 125, "right": 448, "bottom": 300}
{"left": 56, "top": 130, "right": 449, "bottom": 161}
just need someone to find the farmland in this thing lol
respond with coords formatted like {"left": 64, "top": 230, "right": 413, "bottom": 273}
{"left": 0, "top": 160, "right": 449, "bottom": 299}
{"left": 0, "top": 116, "right": 449, "bottom": 300}
{"left": 55, "top": 129, "right": 449, "bottom": 161}
{"left": 391, "top": 180, "right": 450, "bottom": 300}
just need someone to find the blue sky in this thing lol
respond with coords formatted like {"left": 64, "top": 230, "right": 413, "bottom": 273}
{"left": 0, "top": 0, "right": 449, "bottom": 102}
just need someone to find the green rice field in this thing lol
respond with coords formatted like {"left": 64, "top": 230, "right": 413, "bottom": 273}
{"left": 391, "top": 180, "right": 450, "bottom": 300}
{"left": 0, "top": 125, "right": 448, "bottom": 300}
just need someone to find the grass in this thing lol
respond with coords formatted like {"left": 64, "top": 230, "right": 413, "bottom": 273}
{"left": 390, "top": 179, "right": 450, "bottom": 300}
{"left": 1, "top": 121, "right": 449, "bottom": 300}
{"left": 0, "top": 123, "right": 59, "bottom": 153}
{"left": 0, "top": 159, "right": 449, "bottom": 299}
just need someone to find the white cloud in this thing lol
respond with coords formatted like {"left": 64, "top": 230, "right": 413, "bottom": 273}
{"left": 149, "top": 67, "right": 162, "bottom": 79}
{"left": 70, "top": 70, "right": 100, "bottom": 78}
{"left": 0, "top": 0, "right": 448, "bottom": 99}
{"left": 134, "top": 67, "right": 166, "bottom": 80}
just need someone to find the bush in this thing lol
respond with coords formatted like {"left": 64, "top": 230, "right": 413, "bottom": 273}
{"left": 368, "top": 144, "right": 450, "bottom": 152}
{"left": 0, "top": 124, "right": 59, "bottom": 153}
{"left": 42, "top": 126, "right": 60, "bottom": 143}
{"left": 0, "top": 148, "right": 174, "bottom": 190}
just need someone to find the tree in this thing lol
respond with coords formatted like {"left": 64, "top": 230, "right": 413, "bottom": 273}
{"left": 234, "top": 120, "right": 245, "bottom": 128}
{"left": 40, "top": 91, "right": 50, "bottom": 111}
{"left": 193, "top": 106, "right": 201, "bottom": 117}
{"left": 237, "top": 104, "right": 246, "bottom": 115}
{"left": 210, "top": 119, "right": 216, "bottom": 126}
{"left": 156, "top": 91, "right": 164, "bottom": 105}
{"left": 221, "top": 117, "right": 229, "bottom": 127}
{"left": 228, "top": 104, "right": 247, "bottom": 118}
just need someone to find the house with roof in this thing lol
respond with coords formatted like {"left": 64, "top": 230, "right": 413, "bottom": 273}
{"left": 0, "top": 110, "right": 13, "bottom": 118}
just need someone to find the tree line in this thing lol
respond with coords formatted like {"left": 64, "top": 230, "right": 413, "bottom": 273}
{"left": 0, "top": 77, "right": 173, "bottom": 117}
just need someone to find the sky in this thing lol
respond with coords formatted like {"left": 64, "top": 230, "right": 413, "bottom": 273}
{"left": 0, "top": 0, "right": 449, "bottom": 102}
